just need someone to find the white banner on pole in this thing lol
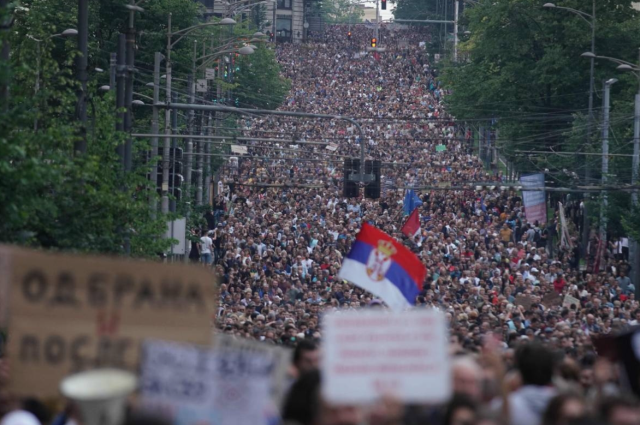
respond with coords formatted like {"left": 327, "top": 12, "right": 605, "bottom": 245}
{"left": 165, "top": 217, "right": 186, "bottom": 255}
{"left": 520, "top": 173, "right": 547, "bottom": 224}
{"left": 558, "top": 202, "right": 573, "bottom": 249}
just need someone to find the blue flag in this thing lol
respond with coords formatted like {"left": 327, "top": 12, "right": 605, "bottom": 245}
{"left": 403, "top": 189, "right": 423, "bottom": 216}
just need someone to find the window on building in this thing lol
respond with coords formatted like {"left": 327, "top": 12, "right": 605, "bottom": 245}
{"left": 277, "top": 0, "right": 292, "bottom": 10}
{"left": 276, "top": 15, "right": 292, "bottom": 40}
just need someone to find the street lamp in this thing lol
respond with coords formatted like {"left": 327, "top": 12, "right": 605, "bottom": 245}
{"left": 544, "top": 0, "right": 595, "bottom": 260}
{"left": 132, "top": 99, "right": 145, "bottom": 105}
{"left": 162, "top": 15, "right": 236, "bottom": 214}
{"left": 237, "top": 46, "right": 255, "bottom": 55}
{"left": 582, "top": 49, "right": 640, "bottom": 296}
{"left": 600, "top": 78, "right": 617, "bottom": 252}
{"left": 195, "top": 46, "right": 254, "bottom": 71}
{"left": 26, "top": 29, "right": 77, "bottom": 130}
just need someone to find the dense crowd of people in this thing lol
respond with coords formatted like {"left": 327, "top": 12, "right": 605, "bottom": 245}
{"left": 197, "top": 23, "right": 640, "bottom": 425}
{"left": 3, "top": 21, "right": 637, "bottom": 425}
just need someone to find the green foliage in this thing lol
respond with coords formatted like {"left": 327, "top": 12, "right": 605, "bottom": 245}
{"left": 439, "top": 0, "right": 640, "bottom": 233}
{"left": 394, "top": 0, "right": 449, "bottom": 21}
{"left": 317, "top": 0, "right": 365, "bottom": 24}
{"left": 234, "top": 45, "right": 290, "bottom": 110}
{"left": 0, "top": 0, "right": 297, "bottom": 256}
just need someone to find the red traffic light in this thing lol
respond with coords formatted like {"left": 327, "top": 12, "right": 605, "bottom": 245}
{"left": 371, "top": 37, "right": 377, "bottom": 48}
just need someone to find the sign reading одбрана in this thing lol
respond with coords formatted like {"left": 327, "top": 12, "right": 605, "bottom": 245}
{"left": 321, "top": 309, "right": 451, "bottom": 405}
{"left": 1, "top": 245, "right": 217, "bottom": 399}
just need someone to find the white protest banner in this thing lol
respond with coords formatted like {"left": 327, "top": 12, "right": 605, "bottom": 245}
{"left": 140, "top": 339, "right": 275, "bottom": 425}
{"left": 520, "top": 173, "right": 547, "bottom": 224}
{"left": 563, "top": 294, "right": 580, "bottom": 308}
{"left": 321, "top": 309, "right": 451, "bottom": 405}
{"left": 212, "top": 333, "right": 292, "bottom": 406}
{"left": 326, "top": 143, "right": 338, "bottom": 151}
{"left": 230, "top": 145, "right": 248, "bottom": 155}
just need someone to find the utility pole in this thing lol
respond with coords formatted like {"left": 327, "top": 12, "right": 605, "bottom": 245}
{"left": 116, "top": 34, "right": 126, "bottom": 168}
{"left": 582, "top": 0, "right": 596, "bottom": 266}
{"left": 162, "top": 13, "right": 173, "bottom": 214}
{"left": 196, "top": 111, "right": 204, "bottom": 205}
{"left": 75, "top": 0, "right": 89, "bottom": 154}
{"left": 171, "top": 91, "right": 178, "bottom": 212}
{"left": 124, "top": 1, "right": 139, "bottom": 172}
{"left": 204, "top": 112, "right": 212, "bottom": 205}
{"left": 150, "top": 52, "right": 163, "bottom": 218}
{"left": 375, "top": 0, "right": 379, "bottom": 43}
{"left": 633, "top": 91, "right": 640, "bottom": 299}
{"left": 185, "top": 74, "right": 194, "bottom": 199}
{"left": 453, "top": 0, "right": 459, "bottom": 62}
{"left": 600, "top": 78, "right": 616, "bottom": 249}
{"left": 110, "top": 53, "right": 117, "bottom": 89}
{"left": 0, "top": 0, "right": 9, "bottom": 112}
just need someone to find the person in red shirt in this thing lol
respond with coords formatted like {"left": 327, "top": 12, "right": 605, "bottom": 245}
{"left": 553, "top": 273, "right": 567, "bottom": 293}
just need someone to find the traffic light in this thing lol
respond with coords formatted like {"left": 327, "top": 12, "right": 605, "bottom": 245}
{"left": 343, "top": 158, "right": 360, "bottom": 198}
{"left": 347, "top": 31, "right": 352, "bottom": 39}
{"left": 371, "top": 38, "right": 377, "bottom": 48}
{"left": 381, "top": 0, "right": 387, "bottom": 9}
{"left": 364, "top": 159, "right": 382, "bottom": 199}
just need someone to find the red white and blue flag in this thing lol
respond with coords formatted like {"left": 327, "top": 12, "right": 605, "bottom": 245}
{"left": 338, "top": 223, "right": 426, "bottom": 311}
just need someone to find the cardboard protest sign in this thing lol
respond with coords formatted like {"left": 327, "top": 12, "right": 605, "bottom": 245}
{"left": 212, "top": 333, "right": 292, "bottom": 407}
{"left": 1, "top": 245, "right": 217, "bottom": 398}
{"left": 542, "top": 291, "right": 562, "bottom": 308}
{"left": 563, "top": 294, "right": 580, "bottom": 308}
{"left": 140, "top": 339, "right": 275, "bottom": 425}
{"left": 322, "top": 309, "right": 451, "bottom": 405}
{"left": 515, "top": 294, "right": 534, "bottom": 310}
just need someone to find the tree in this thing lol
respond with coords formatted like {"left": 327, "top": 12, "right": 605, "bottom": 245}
{"left": 318, "top": 0, "right": 365, "bottom": 24}
{"left": 1, "top": 0, "right": 291, "bottom": 256}
{"left": 439, "top": 0, "right": 640, "bottom": 235}
{"left": 234, "top": 45, "right": 290, "bottom": 110}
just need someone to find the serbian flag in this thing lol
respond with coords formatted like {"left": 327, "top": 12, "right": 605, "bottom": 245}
{"left": 338, "top": 223, "right": 426, "bottom": 311}
{"left": 401, "top": 208, "right": 421, "bottom": 239}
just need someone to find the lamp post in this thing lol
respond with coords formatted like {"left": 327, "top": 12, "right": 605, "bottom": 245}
{"left": 163, "top": 15, "right": 236, "bottom": 214}
{"left": 544, "top": 1, "right": 595, "bottom": 262}
{"left": 600, "top": 78, "right": 617, "bottom": 256}
{"left": 582, "top": 48, "right": 640, "bottom": 297}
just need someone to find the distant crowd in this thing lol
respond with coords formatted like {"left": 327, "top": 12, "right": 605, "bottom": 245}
{"left": 193, "top": 23, "right": 640, "bottom": 425}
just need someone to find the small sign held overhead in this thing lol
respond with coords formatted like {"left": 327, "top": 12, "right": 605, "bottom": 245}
{"left": 196, "top": 79, "right": 207, "bottom": 93}
{"left": 322, "top": 309, "right": 451, "bottom": 405}
{"left": 230, "top": 145, "right": 248, "bottom": 155}
{"left": 205, "top": 68, "right": 216, "bottom": 80}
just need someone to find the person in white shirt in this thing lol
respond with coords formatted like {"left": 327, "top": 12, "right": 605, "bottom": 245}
{"left": 200, "top": 230, "right": 214, "bottom": 265}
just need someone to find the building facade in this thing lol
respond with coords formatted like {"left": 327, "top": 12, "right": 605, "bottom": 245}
{"left": 196, "top": 0, "right": 315, "bottom": 43}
